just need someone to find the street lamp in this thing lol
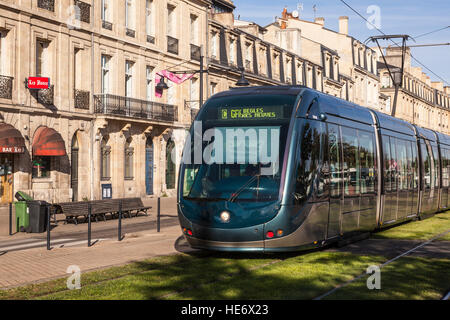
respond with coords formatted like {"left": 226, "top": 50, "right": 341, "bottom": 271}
{"left": 156, "top": 76, "right": 169, "bottom": 91}
{"left": 235, "top": 67, "right": 249, "bottom": 87}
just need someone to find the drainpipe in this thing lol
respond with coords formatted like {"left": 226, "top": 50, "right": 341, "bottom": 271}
{"left": 90, "top": 0, "right": 95, "bottom": 200}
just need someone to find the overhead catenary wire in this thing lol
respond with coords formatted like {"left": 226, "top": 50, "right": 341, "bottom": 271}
{"left": 338, "top": 0, "right": 450, "bottom": 86}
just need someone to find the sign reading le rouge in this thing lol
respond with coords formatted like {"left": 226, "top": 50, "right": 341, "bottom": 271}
{"left": 27, "top": 77, "right": 50, "bottom": 89}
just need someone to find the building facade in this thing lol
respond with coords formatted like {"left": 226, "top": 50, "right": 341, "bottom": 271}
{"left": 0, "top": 0, "right": 209, "bottom": 205}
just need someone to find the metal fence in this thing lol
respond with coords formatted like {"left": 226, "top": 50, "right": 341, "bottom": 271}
{"left": 94, "top": 94, "right": 178, "bottom": 123}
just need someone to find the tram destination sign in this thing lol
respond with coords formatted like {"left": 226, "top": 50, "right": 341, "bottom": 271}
{"left": 218, "top": 106, "right": 284, "bottom": 121}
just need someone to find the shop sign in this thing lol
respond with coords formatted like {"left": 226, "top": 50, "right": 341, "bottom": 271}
{"left": 0, "top": 146, "right": 25, "bottom": 153}
{"left": 26, "top": 77, "right": 50, "bottom": 89}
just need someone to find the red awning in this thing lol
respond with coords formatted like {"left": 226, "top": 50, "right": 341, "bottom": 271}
{"left": 32, "top": 127, "right": 67, "bottom": 156}
{"left": 0, "top": 123, "right": 26, "bottom": 153}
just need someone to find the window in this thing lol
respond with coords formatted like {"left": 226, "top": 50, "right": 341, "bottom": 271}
{"left": 167, "top": 5, "right": 176, "bottom": 37}
{"left": 211, "top": 32, "right": 218, "bottom": 59}
{"left": 229, "top": 38, "right": 236, "bottom": 65}
{"left": 32, "top": 156, "right": 51, "bottom": 179}
{"left": 294, "top": 120, "right": 326, "bottom": 204}
{"left": 167, "top": 81, "right": 176, "bottom": 105}
{"left": 125, "top": 0, "right": 134, "bottom": 30}
{"left": 101, "top": 55, "right": 110, "bottom": 94}
{"left": 125, "top": 60, "right": 133, "bottom": 97}
{"left": 36, "top": 40, "right": 49, "bottom": 77}
{"left": 342, "top": 127, "right": 360, "bottom": 196}
{"left": 190, "top": 14, "right": 198, "bottom": 45}
{"left": 190, "top": 78, "right": 198, "bottom": 109}
{"left": 0, "top": 31, "right": 4, "bottom": 75}
{"left": 101, "top": 0, "right": 110, "bottom": 21}
{"left": 146, "top": 0, "right": 155, "bottom": 37}
{"left": 397, "top": 138, "right": 408, "bottom": 191}
{"left": 146, "top": 66, "right": 154, "bottom": 101}
{"left": 358, "top": 130, "right": 376, "bottom": 194}
{"left": 100, "top": 136, "right": 111, "bottom": 180}
{"left": 210, "top": 82, "right": 217, "bottom": 97}
{"left": 328, "top": 124, "right": 342, "bottom": 198}
{"left": 124, "top": 138, "right": 134, "bottom": 180}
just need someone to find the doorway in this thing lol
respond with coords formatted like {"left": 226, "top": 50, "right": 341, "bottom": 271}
{"left": 145, "top": 137, "right": 154, "bottom": 195}
{"left": 0, "top": 154, "right": 13, "bottom": 204}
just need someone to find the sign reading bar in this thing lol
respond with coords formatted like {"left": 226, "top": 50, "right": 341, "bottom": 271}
{"left": 0, "top": 146, "right": 25, "bottom": 154}
{"left": 218, "top": 106, "right": 284, "bottom": 121}
{"left": 27, "top": 77, "right": 50, "bottom": 90}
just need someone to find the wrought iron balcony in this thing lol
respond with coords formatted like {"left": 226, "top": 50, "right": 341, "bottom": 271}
{"left": 0, "top": 75, "right": 13, "bottom": 99}
{"left": 147, "top": 35, "right": 155, "bottom": 44}
{"left": 74, "top": 0, "right": 90, "bottom": 24}
{"left": 37, "top": 85, "right": 54, "bottom": 105}
{"left": 74, "top": 89, "right": 90, "bottom": 110}
{"left": 126, "top": 28, "right": 135, "bottom": 38}
{"left": 167, "top": 36, "right": 179, "bottom": 55}
{"left": 190, "top": 44, "right": 201, "bottom": 62}
{"left": 102, "top": 20, "right": 113, "bottom": 30}
{"left": 94, "top": 94, "right": 178, "bottom": 123}
{"left": 38, "top": 0, "right": 55, "bottom": 12}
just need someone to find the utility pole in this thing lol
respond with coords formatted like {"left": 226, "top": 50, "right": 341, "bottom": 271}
{"left": 367, "top": 35, "right": 412, "bottom": 118}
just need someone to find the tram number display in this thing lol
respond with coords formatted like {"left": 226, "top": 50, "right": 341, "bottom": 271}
{"left": 218, "top": 106, "right": 284, "bottom": 120}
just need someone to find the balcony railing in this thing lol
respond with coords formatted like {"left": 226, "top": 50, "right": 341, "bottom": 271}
{"left": 126, "top": 28, "right": 135, "bottom": 38}
{"left": 147, "top": 35, "right": 155, "bottom": 44}
{"left": 190, "top": 44, "right": 201, "bottom": 62}
{"left": 74, "top": 89, "right": 90, "bottom": 110}
{"left": 74, "top": 0, "right": 90, "bottom": 24}
{"left": 0, "top": 75, "right": 13, "bottom": 99}
{"left": 94, "top": 94, "right": 178, "bottom": 123}
{"left": 167, "top": 36, "right": 179, "bottom": 55}
{"left": 37, "top": 85, "right": 54, "bottom": 105}
{"left": 38, "top": 0, "right": 55, "bottom": 12}
{"left": 102, "top": 20, "right": 113, "bottom": 30}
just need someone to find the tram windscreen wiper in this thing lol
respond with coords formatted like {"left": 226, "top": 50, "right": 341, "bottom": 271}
{"left": 228, "top": 174, "right": 261, "bottom": 202}
{"left": 184, "top": 197, "right": 227, "bottom": 202}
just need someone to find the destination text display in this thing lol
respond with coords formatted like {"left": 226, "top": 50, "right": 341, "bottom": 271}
{"left": 218, "top": 106, "right": 284, "bottom": 120}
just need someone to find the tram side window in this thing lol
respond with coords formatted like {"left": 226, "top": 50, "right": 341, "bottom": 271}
{"left": 397, "top": 139, "right": 408, "bottom": 191}
{"left": 410, "top": 141, "right": 419, "bottom": 190}
{"left": 421, "top": 141, "right": 431, "bottom": 189}
{"left": 432, "top": 146, "right": 439, "bottom": 189}
{"left": 294, "top": 120, "right": 326, "bottom": 204}
{"left": 358, "top": 130, "right": 376, "bottom": 194}
{"left": 382, "top": 136, "right": 391, "bottom": 192}
{"left": 444, "top": 149, "right": 450, "bottom": 188}
{"left": 328, "top": 124, "right": 341, "bottom": 198}
{"left": 389, "top": 136, "right": 398, "bottom": 192}
{"left": 341, "top": 127, "right": 360, "bottom": 196}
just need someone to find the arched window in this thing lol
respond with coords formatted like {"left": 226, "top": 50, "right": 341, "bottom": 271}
{"left": 166, "top": 139, "right": 176, "bottom": 189}
{"left": 124, "top": 137, "right": 134, "bottom": 180}
{"left": 100, "top": 136, "right": 111, "bottom": 181}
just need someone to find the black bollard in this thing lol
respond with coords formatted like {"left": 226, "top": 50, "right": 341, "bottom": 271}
{"left": 157, "top": 197, "right": 160, "bottom": 232}
{"left": 88, "top": 203, "right": 92, "bottom": 247}
{"left": 9, "top": 202, "right": 12, "bottom": 236}
{"left": 46, "top": 205, "right": 51, "bottom": 250}
{"left": 118, "top": 200, "right": 122, "bottom": 241}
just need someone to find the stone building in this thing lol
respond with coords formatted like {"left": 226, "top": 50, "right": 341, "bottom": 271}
{"left": 378, "top": 46, "right": 450, "bottom": 134}
{"left": 0, "top": 0, "right": 209, "bottom": 205}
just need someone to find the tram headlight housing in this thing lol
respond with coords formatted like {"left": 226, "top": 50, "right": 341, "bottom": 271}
{"left": 219, "top": 211, "right": 231, "bottom": 223}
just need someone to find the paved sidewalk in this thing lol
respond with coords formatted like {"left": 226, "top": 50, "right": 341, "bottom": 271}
{"left": 0, "top": 224, "right": 190, "bottom": 289}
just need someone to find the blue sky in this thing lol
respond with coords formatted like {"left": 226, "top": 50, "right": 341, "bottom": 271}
{"left": 233, "top": 0, "right": 450, "bottom": 86}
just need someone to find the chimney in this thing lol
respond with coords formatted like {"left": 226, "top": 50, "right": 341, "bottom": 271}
{"left": 314, "top": 17, "right": 325, "bottom": 27}
{"left": 339, "top": 16, "right": 348, "bottom": 35}
{"left": 282, "top": 7, "right": 288, "bottom": 19}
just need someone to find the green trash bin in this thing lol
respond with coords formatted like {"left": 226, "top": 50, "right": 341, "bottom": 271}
{"left": 14, "top": 191, "right": 34, "bottom": 232}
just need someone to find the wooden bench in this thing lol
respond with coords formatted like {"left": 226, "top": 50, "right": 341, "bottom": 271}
{"left": 55, "top": 198, "right": 152, "bottom": 224}
{"left": 120, "top": 198, "right": 151, "bottom": 217}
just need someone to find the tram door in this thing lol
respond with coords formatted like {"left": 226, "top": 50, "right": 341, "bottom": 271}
{"left": 0, "top": 154, "right": 13, "bottom": 204}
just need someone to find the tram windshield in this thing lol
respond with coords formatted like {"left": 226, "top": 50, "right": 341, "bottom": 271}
{"left": 181, "top": 94, "right": 296, "bottom": 202}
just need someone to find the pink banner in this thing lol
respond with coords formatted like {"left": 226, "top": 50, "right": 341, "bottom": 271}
{"left": 155, "top": 70, "right": 194, "bottom": 98}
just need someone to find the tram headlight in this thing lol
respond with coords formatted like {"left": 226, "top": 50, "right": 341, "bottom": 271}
{"left": 219, "top": 211, "right": 231, "bottom": 223}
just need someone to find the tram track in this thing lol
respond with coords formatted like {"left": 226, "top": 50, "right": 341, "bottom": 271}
{"left": 313, "top": 228, "right": 450, "bottom": 300}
